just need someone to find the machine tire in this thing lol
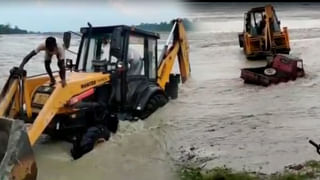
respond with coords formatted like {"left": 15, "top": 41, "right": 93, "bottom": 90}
{"left": 105, "top": 113, "right": 119, "bottom": 134}
{"left": 238, "top": 34, "right": 244, "bottom": 48}
{"left": 71, "top": 125, "right": 110, "bottom": 160}
{"left": 138, "top": 94, "right": 162, "bottom": 120}
{"left": 264, "top": 68, "right": 277, "bottom": 76}
{"left": 154, "top": 94, "right": 168, "bottom": 107}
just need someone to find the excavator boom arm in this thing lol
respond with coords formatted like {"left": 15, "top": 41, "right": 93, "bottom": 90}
{"left": 264, "top": 4, "right": 275, "bottom": 52}
{"left": 157, "top": 19, "right": 191, "bottom": 89}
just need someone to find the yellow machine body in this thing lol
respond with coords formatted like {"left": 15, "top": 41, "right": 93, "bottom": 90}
{"left": 239, "top": 4, "right": 290, "bottom": 59}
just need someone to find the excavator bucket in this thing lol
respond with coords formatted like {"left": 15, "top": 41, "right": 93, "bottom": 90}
{"left": 0, "top": 118, "right": 37, "bottom": 180}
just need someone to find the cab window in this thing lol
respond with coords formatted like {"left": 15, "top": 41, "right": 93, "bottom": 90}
{"left": 79, "top": 33, "right": 113, "bottom": 72}
{"left": 147, "top": 39, "right": 157, "bottom": 80}
{"left": 127, "top": 34, "right": 145, "bottom": 76}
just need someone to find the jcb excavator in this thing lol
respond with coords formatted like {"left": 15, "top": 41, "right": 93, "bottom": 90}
{"left": 0, "top": 18, "right": 190, "bottom": 179}
{"left": 238, "top": 4, "right": 290, "bottom": 59}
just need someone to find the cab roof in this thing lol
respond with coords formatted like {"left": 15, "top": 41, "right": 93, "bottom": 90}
{"left": 80, "top": 25, "right": 160, "bottom": 39}
{"left": 248, "top": 7, "right": 265, "bottom": 13}
{"left": 247, "top": 5, "right": 273, "bottom": 13}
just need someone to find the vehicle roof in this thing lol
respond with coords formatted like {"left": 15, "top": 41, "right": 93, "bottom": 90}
{"left": 80, "top": 25, "right": 160, "bottom": 39}
{"left": 248, "top": 7, "right": 265, "bottom": 13}
{"left": 247, "top": 4, "right": 273, "bottom": 13}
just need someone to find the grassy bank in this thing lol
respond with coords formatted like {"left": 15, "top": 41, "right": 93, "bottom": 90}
{"left": 179, "top": 160, "right": 320, "bottom": 180}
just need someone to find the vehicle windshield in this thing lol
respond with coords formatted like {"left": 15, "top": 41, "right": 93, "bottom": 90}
{"left": 249, "top": 12, "right": 265, "bottom": 35}
{"left": 127, "top": 34, "right": 145, "bottom": 76}
{"left": 79, "top": 33, "right": 118, "bottom": 72}
{"left": 248, "top": 10, "right": 281, "bottom": 35}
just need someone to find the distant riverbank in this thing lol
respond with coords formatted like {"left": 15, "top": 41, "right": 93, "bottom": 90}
{"left": 0, "top": 18, "right": 196, "bottom": 35}
{"left": 135, "top": 18, "right": 196, "bottom": 32}
{"left": 0, "top": 24, "right": 28, "bottom": 34}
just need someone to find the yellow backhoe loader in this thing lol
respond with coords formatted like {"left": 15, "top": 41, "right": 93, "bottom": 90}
{"left": 238, "top": 4, "right": 290, "bottom": 59}
{"left": 0, "top": 18, "right": 191, "bottom": 179}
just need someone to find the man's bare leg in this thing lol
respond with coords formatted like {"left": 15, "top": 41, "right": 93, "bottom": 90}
{"left": 44, "top": 59, "right": 55, "bottom": 86}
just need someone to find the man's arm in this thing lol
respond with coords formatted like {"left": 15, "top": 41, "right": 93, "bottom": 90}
{"left": 19, "top": 43, "right": 44, "bottom": 69}
{"left": 19, "top": 50, "right": 37, "bottom": 69}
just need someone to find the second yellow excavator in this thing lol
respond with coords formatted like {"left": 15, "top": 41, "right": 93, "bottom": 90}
{"left": 238, "top": 4, "right": 290, "bottom": 59}
{"left": 0, "top": 19, "right": 191, "bottom": 179}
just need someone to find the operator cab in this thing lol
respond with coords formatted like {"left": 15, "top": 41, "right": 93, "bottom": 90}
{"left": 64, "top": 25, "right": 161, "bottom": 114}
{"left": 72, "top": 25, "right": 160, "bottom": 80}
{"left": 244, "top": 6, "right": 281, "bottom": 35}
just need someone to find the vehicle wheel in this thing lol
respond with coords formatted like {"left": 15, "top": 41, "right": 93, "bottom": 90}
{"left": 71, "top": 125, "right": 110, "bottom": 160}
{"left": 238, "top": 34, "right": 244, "bottom": 48}
{"left": 105, "top": 113, "right": 119, "bottom": 133}
{"left": 138, "top": 95, "right": 159, "bottom": 120}
{"left": 154, "top": 94, "right": 168, "bottom": 107}
{"left": 239, "top": 39, "right": 243, "bottom": 48}
{"left": 264, "top": 68, "right": 277, "bottom": 76}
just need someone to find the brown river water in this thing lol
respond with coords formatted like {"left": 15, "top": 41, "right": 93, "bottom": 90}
{"left": 1, "top": 2, "right": 320, "bottom": 179}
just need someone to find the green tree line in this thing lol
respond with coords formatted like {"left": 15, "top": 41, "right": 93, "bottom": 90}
{"left": 136, "top": 18, "right": 195, "bottom": 32}
{"left": 0, "top": 24, "right": 28, "bottom": 34}
{"left": 0, "top": 19, "right": 196, "bottom": 34}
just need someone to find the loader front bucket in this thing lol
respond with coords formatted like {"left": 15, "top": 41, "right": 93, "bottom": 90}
{"left": 0, "top": 118, "right": 37, "bottom": 180}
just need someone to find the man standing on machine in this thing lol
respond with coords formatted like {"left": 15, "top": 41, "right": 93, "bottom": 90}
{"left": 19, "top": 36, "right": 66, "bottom": 87}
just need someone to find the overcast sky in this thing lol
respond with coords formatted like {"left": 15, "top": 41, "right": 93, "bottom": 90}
{"left": 0, "top": 0, "right": 186, "bottom": 32}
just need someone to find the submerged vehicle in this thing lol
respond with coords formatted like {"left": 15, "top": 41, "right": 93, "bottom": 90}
{"left": 238, "top": 4, "right": 290, "bottom": 59}
{"left": 0, "top": 19, "right": 191, "bottom": 179}
{"left": 241, "top": 54, "right": 304, "bottom": 86}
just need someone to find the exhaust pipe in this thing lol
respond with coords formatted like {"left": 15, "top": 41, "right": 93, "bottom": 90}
{"left": 0, "top": 118, "right": 37, "bottom": 180}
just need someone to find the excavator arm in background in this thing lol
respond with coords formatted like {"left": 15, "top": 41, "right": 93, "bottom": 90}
{"left": 238, "top": 4, "right": 290, "bottom": 59}
{"left": 157, "top": 19, "right": 191, "bottom": 89}
{"left": 264, "top": 5, "right": 276, "bottom": 53}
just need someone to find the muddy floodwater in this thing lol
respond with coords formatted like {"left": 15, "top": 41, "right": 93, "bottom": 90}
{"left": 1, "top": 2, "right": 320, "bottom": 179}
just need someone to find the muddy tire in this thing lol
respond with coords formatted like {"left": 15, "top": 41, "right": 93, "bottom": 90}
{"left": 154, "top": 94, "right": 168, "bottom": 107}
{"left": 71, "top": 125, "right": 110, "bottom": 160}
{"left": 105, "top": 113, "right": 119, "bottom": 134}
{"left": 139, "top": 97, "right": 158, "bottom": 120}
{"left": 238, "top": 33, "right": 244, "bottom": 48}
{"left": 138, "top": 93, "right": 167, "bottom": 120}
